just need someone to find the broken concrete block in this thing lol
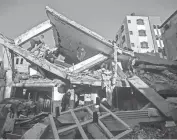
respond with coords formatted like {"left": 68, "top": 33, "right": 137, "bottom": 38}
{"left": 148, "top": 108, "right": 160, "bottom": 117}
{"left": 165, "top": 121, "right": 176, "bottom": 127}
{"left": 21, "top": 122, "right": 49, "bottom": 139}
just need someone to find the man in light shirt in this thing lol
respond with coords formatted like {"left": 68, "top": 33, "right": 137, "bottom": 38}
{"left": 28, "top": 35, "right": 45, "bottom": 52}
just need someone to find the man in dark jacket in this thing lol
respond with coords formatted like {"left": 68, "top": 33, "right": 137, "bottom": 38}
{"left": 61, "top": 90, "right": 71, "bottom": 112}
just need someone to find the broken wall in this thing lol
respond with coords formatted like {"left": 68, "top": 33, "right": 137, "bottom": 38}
{"left": 0, "top": 45, "right": 13, "bottom": 99}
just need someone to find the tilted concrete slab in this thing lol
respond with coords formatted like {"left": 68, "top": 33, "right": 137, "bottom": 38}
{"left": 68, "top": 53, "right": 108, "bottom": 73}
{"left": 14, "top": 20, "right": 52, "bottom": 46}
{"left": 128, "top": 75, "right": 173, "bottom": 118}
{"left": 46, "top": 6, "right": 114, "bottom": 65}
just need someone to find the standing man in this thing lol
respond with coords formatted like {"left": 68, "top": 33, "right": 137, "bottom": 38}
{"left": 44, "top": 48, "right": 58, "bottom": 63}
{"left": 77, "top": 47, "right": 86, "bottom": 62}
{"left": 128, "top": 57, "right": 138, "bottom": 75}
{"left": 61, "top": 89, "right": 71, "bottom": 112}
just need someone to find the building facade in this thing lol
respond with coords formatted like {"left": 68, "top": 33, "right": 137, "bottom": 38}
{"left": 160, "top": 10, "right": 177, "bottom": 61}
{"left": 115, "top": 15, "right": 164, "bottom": 54}
{"left": 14, "top": 55, "right": 30, "bottom": 73}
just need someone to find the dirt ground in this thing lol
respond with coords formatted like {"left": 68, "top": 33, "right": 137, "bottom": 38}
{"left": 123, "top": 123, "right": 177, "bottom": 139}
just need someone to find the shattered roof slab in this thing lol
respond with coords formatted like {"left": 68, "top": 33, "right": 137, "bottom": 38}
{"left": 46, "top": 6, "right": 114, "bottom": 64}
{"left": 14, "top": 20, "right": 52, "bottom": 46}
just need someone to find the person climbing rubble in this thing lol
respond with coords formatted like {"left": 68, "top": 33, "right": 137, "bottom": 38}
{"left": 128, "top": 56, "right": 137, "bottom": 76}
{"left": 44, "top": 47, "right": 58, "bottom": 63}
{"left": 28, "top": 34, "right": 45, "bottom": 54}
{"left": 61, "top": 89, "right": 71, "bottom": 112}
{"left": 119, "top": 55, "right": 137, "bottom": 77}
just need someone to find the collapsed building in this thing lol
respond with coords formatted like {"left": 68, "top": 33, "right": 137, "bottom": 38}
{"left": 0, "top": 6, "right": 177, "bottom": 139}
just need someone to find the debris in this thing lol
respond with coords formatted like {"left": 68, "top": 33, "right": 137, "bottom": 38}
{"left": 1, "top": 112, "right": 16, "bottom": 138}
{"left": 21, "top": 122, "right": 49, "bottom": 139}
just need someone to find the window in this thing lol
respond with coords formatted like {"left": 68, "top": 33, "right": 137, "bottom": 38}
{"left": 20, "top": 58, "right": 23, "bottom": 64}
{"left": 129, "top": 31, "right": 133, "bottom": 35}
{"left": 131, "top": 43, "right": 135, "bottom": 47}
{"left": 121, "top": 25, "right": 124, "bottom": 33}
{"left": 122, "top": 35, "right": 125, "bottom": 43}
{"left": 155, "top": 35, "right": 162, "bottom": 40}
{"left": 16, "top": 58, "right": 19, "bottom": 64}
{"left": 155, "top": 35, "right": 159, "bottom": 40}
{"left": 128, "top": 20, "right": 131, "bottom": 23}
{"left": 138, "top": 30, "right": 146, "bottom": 36}
{"left": 140, "top": 41, "right": 149, "bottom": 48}
{"left": 153, "top": 25, "right": 156, "bottom": 29}
{"left": 137, "top": 19, "right": 144, "bottom": 25}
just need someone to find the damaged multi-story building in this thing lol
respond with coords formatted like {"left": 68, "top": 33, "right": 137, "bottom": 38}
{"left": 0, "top": 6, "right": 177, "bottom": 139}
{"left": 115, "top": 13, "right": 165, "bottom": 58}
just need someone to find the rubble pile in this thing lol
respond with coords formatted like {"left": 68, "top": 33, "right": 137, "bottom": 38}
{"left": 123, "top": 123, "right": 177, "bottom": 139}
{"left": 133, "top": 53, "right": 177, "bottom": 98}
{"left": 0, "top": 98, "right": 36, "bottom": 118}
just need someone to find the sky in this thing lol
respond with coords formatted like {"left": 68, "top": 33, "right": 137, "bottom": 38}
{"left": 0, "top": 0, "right": 176, "bottom": 49}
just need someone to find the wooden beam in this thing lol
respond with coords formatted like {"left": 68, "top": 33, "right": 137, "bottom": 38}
{"left": 49, "top": 114, "right": 60, "bottom": 139}
{"left": 58, "top": 119, "right": 92, "bottom": 134}
{"left": 86, "top": 106, "right": 113, "bottom": 138}
{"left": 6, "top": 133, "right": 22, "bottom": 139}
{"left": 114, "top": 129, "right": 132, "bottom": 139}
{"left": 58, "top": 111, "right": 111, "bottom": 134}
{"left": 140, "top": 103, "right": 151, "bottom": 110}
{"left": 14, "top": 20, "right": 52, "bottom": 46}
{"left": 0, "top": 33, "right": 66, "bottom": 79}
{"left": 70, "top": 110, "right": 88, "bottom": 139}
{"left": 60, "top": 103, "right": 94, "bottom": 115}
{"left": 58, "top": 108, "right": 165, "bottom": 134}
{"left": 128, "top": 75, "right": 172, "bottom": 117}
{"left": 68, "top": 53, "right": 108, "bottom": 73}
{"left": 100, "top": 104, "right": 130, "bottom": 129}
